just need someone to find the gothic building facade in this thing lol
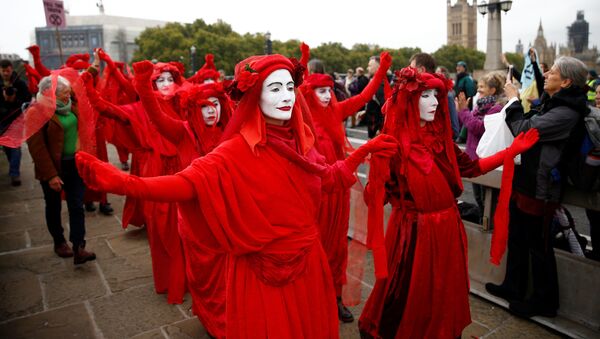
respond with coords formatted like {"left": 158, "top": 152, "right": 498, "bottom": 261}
{"left": 447, "top": 0, "right": 477, "bottom": 50}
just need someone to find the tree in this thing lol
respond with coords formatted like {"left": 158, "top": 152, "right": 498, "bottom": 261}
{"left": 432, "top": 45, "right": 485, "bottom": 72}
{"left": 504, "top": 52, "right": 524, "bottom": 73}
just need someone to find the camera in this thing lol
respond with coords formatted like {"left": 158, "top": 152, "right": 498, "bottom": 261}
{"left": 4, "top": 86, "right": 16, "bottom": 96}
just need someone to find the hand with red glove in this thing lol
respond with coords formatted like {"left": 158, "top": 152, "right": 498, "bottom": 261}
{"left": 358, "top": 52, "right": 392, "bottom": 103}
{"left": 76, "top": 152, "right": 128, "bottom": 195}
{"left": 478, "top": 129, "right": 539, "bottom": 173}
{"left": 97, "top": 48, "right": 116, "bottom": 69}
{"left": 26, "top": 44, "right": 51, "bottom": 77}
{"left": 345, "top": 134, "right": 398, "bottom": 172}
{"left": 133, "top": 60, "right": 154, "bottom": 81}
{"left": 76, "top": 152, "right": 195, "bottom": 201}
{"left": 378, "top": 51, "right": 392, "bottom": 74}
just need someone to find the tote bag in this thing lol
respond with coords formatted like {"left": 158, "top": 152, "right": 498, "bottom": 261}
{"left": 476, "top": 106, "right": 521, "bottom": 167}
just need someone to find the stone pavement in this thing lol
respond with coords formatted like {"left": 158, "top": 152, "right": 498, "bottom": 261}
{"left": 0, "top": 145, "right": 565, "bottom": 338}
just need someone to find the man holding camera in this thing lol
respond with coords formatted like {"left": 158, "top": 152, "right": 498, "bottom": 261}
{"left": 1, "top": 59, "right": 31, "bottom": 186}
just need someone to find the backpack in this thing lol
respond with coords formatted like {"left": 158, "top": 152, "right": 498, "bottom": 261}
{"left": 567, "top": 107, "right": 600, "bottom": 192}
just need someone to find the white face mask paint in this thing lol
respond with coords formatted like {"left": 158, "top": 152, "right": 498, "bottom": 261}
{"left": 155, "top": 72, "right": 175, "bottom": 95}
{"left": 203, "top": 78, "right": 215, "bottom": 84}
{"left": 259, "top": 69, "right": 295, "bottom": 122}
{"left": 201, "top": 96, "right": 221, "bottom": 126}
{"left": 314, "top": 86, "right": 332, "bottom": 107}
{"left": 419, "top": 89, "right": 438, "bottom": 123}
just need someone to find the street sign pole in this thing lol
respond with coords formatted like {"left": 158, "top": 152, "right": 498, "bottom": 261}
{"left": 55, "top": 26, "right": 64, "bottom": 65}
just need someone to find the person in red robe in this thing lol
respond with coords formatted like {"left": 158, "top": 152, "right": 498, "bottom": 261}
{"left": 299, "top": 52, "right": 392, "bottom": 322}
{"left": 81, "top": 62, "right": 188, "bottom": 305}
{"left": 358, "top": 68, "right": 539, "bottom": 339}
{"left": 132, "top": 60, "right": 234, "bottom": 337}
{"left": 75, "top": 54, "right": 398, "bottom": 338}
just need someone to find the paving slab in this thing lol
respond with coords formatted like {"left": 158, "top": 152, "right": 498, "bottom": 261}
{"left": 90, "top": 283, "right": 185, "bottom": 339}
{"left": 0, "top": 303, "right": 96, "bottom": 339}
{"left": 0, "top": 231, "right": 27, "bottom": 252}
{"left": 163, "top": 318, "right": 211, "bottom": 338}
{"left": 130, "top": 328, "right": 166, "bottom": 339}
{"left": 484, "top": 316, "right": 563, "bottom": 338}
{"left": 469, "top": 294, "right": 513, "bottom": 330}
{"left": 96, "top": 246, "right": 153, "bottom": 293}
{"left": 0, "top": 268, "right": 43, "bottom": 321}
{"left": 0, "top": 245, "right": 66, "bottom": 274}
{"left": 41, "top": 263, "right": 108, "bottom": 308}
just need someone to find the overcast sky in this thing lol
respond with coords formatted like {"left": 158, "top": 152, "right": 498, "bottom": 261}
{"left": 2, "top": 0, "right": 599, "bottom": 62}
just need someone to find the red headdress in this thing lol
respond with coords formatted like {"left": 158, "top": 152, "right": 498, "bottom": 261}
{"left": 150, "top": 62, "right": 184, "bottom": 85}
{"left": 366, "top": 67, "right": 457, "bottom": 279}
{"left": 299, "top": 73, "right": 352, "bottom": 153}
{"left": 178, "top": 82, "right": 233, "bottom": 154}
{"left": 65, "top": 53, "right": 91, "bottom": 70}
{"left": 188, "top": 54, "right": 221, "bottom": 84}
{"left": 222, "top": 54, "right": 314, "bottom": 155}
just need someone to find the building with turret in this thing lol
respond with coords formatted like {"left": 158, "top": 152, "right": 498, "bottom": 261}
{"left": 533, "top": 21, "right": 557, "bottom": 66}
{"left": 447, "top": 0, "right": 477, "bottom": 49}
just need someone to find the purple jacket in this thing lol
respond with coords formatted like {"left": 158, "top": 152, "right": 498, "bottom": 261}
{"left": 458, "top": 103, "right": 503, "bottom": 160}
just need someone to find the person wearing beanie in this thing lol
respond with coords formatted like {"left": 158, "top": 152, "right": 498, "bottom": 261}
{"left": 75, "top": 53, "right": 398, "bottom": 338}
{"left": 300, "top": 49, "right": 392, "bottom": 323}
{"left": 359, "top": 67, "right": 538, "bottom": 338}
{"left": 82, "top": 60, "right": 188, "bottom": 305}
{"left": 188, "top": 54, "right": 221, "bottom": 84}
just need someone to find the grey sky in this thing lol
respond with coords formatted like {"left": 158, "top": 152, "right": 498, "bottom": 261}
{"left": 2, "top": 0, "right": 599, "bottom": 62}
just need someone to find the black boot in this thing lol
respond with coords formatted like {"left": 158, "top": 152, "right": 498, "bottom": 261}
{"left": 99, "top": 202, "right": 114, "bottom": 216}
{"left": 485, "top": 282, "right": 518, "bottom": 301}
{"left": 85, "top": 202, "right": 96, "bottom": 212}
{"left": 337, "top": 296, "right": 354, "bottom": 323}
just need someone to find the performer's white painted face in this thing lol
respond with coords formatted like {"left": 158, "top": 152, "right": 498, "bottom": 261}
{"left": 155, "top": 72, "right": 175, "bottom": 95}
{"left": 260, "top": 69, "right": 295, "bottom": 122}
{"left": 314, "top": 87, "right": 332, "bottom": 107}
{"left": 203, "top": 78, "right": 215, "bottom": 84}
{"left": 201, "top": 97, "right": 221, "bottom": 126}
{"left": 419, "top": 89, "right": 438, "bottom": 122}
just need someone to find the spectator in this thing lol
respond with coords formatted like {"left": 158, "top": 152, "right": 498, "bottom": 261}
{"left": 457, "top": 71, "right": 506, "bottom": 220}
{"left": 586, "top": 85, "right": 600, "bottom": 261}
{"left": 344, "top": 68, "right": 355, "bottom": 96}
{"left": 540, "top": 63, "right": 550, "bottom": 73}
{"left": 485, "top": 56, "right": 589, "bottom": 318}
{"left": 1, "top": 59, "right": 31, "bottom": 186}
{"left": 27, "top": 75, "right": 96, "bottom": 264}
{"left": 587, "top": 69, "right": 599, "bottom": 105}
{"left": 308, "top": 58, "right": 326, "bottom": 75}
{"left": 436, "top": 66, "right": 460, "bottom": 138}
{"left": 364, "top": 55, "right": 386, "bottom": 138}
{"left": 455, "top": 61, "right": 477, "bottom": 143}
{"left": 409, "top": 52, "right": 436, "bottom": 73}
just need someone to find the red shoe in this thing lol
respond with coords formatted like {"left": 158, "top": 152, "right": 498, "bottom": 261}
{"left": 54, "top": 242, "right": 74, "bottom": 258}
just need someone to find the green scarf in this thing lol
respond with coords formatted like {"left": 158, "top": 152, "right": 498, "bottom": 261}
{"left": 56, "top": 98, "right": 72, "bottom": 115}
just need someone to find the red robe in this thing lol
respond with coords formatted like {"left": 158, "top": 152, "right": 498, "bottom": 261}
{"left": 175, "top": 126, "right": 356, "bottom": 338}
{"left": 308, "top": 96, "right": 373, "bottom": 296}
{"left": 94, "top": 97, "right": 187, "bottom": 305}
{"left": 359, "top": 131, "right": 482, "bottom": 338}
{"left": 140, "top": 91, "right": 228, "bottom": 337}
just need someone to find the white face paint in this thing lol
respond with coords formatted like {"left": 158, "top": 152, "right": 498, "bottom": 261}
{"left": 419, "top": 89, "right": 438, "bottom": 123}
{"left": 201, "top": 96, "right": 221, "bottom": 126}
{"left": 314, "top": 86, "right": 332, "bottom": 107}
{"left": 155, "top": 72, "right": 175, "bottom": 95}
{"left": 259, "top": 69, "right": 295, "bottom": 122}
{"left": 203, "top": 78, "right": 215, "bottom": 84}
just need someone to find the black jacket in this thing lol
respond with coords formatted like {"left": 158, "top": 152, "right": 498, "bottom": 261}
{"left": 1, "top": 71, "right": 31, "bottom": 135}
{"left": 506, "top": 86, "right": 589, "bottom": 202}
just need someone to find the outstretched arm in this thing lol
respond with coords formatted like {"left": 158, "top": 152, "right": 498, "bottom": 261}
{"left": 337, "top": 52, "right": 392, "bottom": 119}
{"left": 81, "top": 72, "right": 131, "bottom": 124}
{"left": 132, "top": 61, "right": 186, "bottom": 145}
{"left": 98, "top": 49, "right": 136, "bottom": 98}
{"left": 76, "top": 152, "right": 195, "bottom": 201}
{"left": 26, "top": 45, "right": 51, "bottom": 77}
{"left": 477, "top": 129, "right": 539, "bottom": 174}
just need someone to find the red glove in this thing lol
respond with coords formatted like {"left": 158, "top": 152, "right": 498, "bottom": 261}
{"left": 97, "top": 49, "right": 116, "bottom": 69}
{"left": 76, "top": 152, "right": 195, "bottom": 201}
{"left": 76, "top": 151, "right": 128, "bottom": 195}
{"left": 344, "top": 134, "right": 398, "bottom": 172}
{"left": 359, "top": 51, "right": 392, "bottom": 103}
{"left": 27, "top": 45, "right": 51, "bottom": 77}
{"left": 133, "top": 60, "right": 154, "bottom": 82}
{"left": 478, "top": 129, "right": 539, "bottom": 173}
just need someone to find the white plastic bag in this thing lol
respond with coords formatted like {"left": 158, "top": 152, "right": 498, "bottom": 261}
{"left": 476, "top": 104, "right": 521, "bottom": 166}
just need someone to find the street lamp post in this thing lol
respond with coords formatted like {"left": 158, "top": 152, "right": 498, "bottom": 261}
{"left": 478, "top": 0, "right": 513, "bottom": 70}
{"left": 264, "top": 32, "right": 272, "bottom": 55}
{"left": 190, "top": 45, "right": 197, "bottom": 75}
